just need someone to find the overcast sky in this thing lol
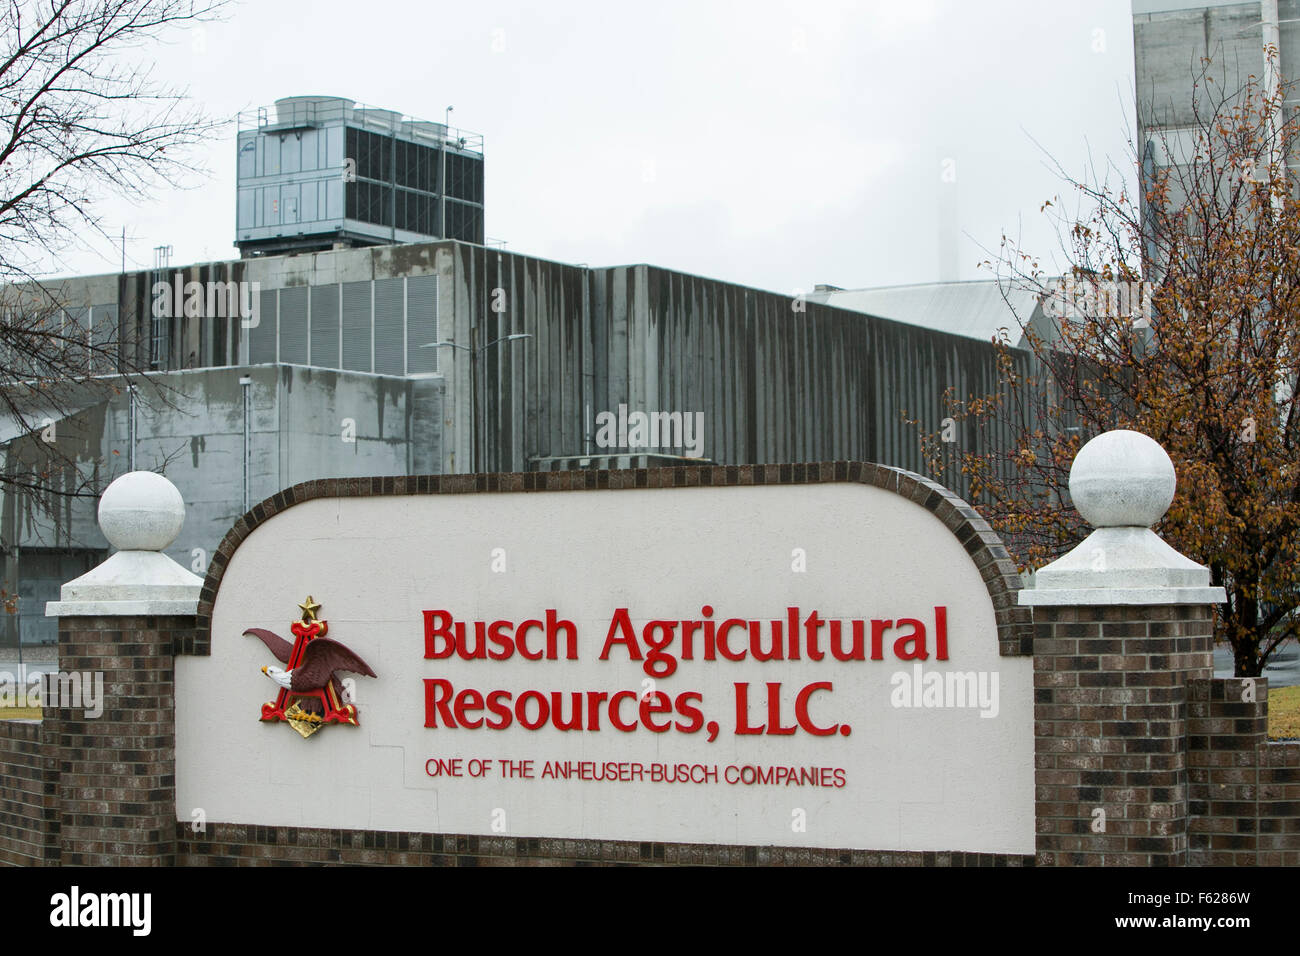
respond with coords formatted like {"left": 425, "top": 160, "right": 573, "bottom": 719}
{"left": 48, "top": 0, "right": 1139, "bottom": 297}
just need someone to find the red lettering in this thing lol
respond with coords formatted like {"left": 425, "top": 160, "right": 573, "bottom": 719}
{"left": 935, "top": 606, "right": 949, "bottom": 660}
{"left": 766, "top": 681, "right": 797, "bottom": 735}
{"left": 424, "top": 678, "right": 455, "bottom": 727}
{"left": 644, "top": 621, "right": 678, "bottom": 677}
{"left": 423, "top": 610, "right": 455, "bottom": 659}
{"left": 609, "top": 690, "right": 638, "bottom": 732}
{"left": 516, "top": 690, "right": 550, "bottom": 730}
{"left": 546, "top": 609, "right": 578, "bottom": 660}
{"left": 458, "top": 621, "right": 487, "bottom": 660}
{"left": 702, "top": 605, "right": 716, "bottom": 660}
{"left": 486, "top": 689, "right": 513, "bottom": 729}
{"left": 716, "top": 619, "right": 747, "bottom": 661}
{"left": 795, "top": 681, "right": 837, "bottom": 736}
{"left": 488, "top": 620, "right": 514, "bottom": 660}
{"left": 639, "top": 691, "right": 673, "bottom": 733}
{"left": 751, "top": 620, "right": 783, "bottom": 661}
{"left": 674, "top": 691, "right": 704, "bottom": 733}
{"left": 831, "top": 620, "right": 865, "bottom": 661}
{"left": 585, "top": 691, "right": 608, "bottom": 730}
{"left": 733, "top": 682, "right": 765, "bottom": 735}
{"left": 803, "top": 611, "right": 825, "bottom": 661}
{"left": 681, "top": 619, "right": 702, "bottom": 659}
{"left": 601, "top": 608, "right": 642, "bottom": 664}
{"left": 516, "top": 619, "right": 543, "bottom": 660}
{"left": 453, "top": 687, "right": 484, "bottom": 729}
{"left": 894, "top": 619, "right": 927, "bottom": 660}
{"left": 550, "top": 692, "right": 584, "bottom": 731}
{"left": 871, "top": 619, "right": 891, "bottom": 660}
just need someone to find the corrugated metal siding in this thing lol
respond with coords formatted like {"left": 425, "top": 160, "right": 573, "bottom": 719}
{"left": 450, "top": 244, "right": 1026, "bottom": 498}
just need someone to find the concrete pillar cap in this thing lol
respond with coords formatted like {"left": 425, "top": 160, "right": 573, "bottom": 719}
{"left": 1069, "top": 429, "right": 1175, "bottom": 528}
{"left": 98, "top": 471, "right": 186, "bottom": 551}
{"left": 1020, "top": 430, "right": 1227, "bottom": 606}
{"left": 45, "top": 471, "right": 202, "bottom": 618}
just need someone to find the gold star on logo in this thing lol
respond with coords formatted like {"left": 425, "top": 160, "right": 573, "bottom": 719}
{"left": 298, "top": 596, "right": 321, "bottom": 623}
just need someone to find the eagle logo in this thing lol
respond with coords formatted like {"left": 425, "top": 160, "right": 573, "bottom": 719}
{"left": 245, "top": 596, "right": 378, "bottom": 739}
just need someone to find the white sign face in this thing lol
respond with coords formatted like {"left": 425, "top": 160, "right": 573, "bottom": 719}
{"left": 178, "top": 482, "right": 1034, "bottom": 853}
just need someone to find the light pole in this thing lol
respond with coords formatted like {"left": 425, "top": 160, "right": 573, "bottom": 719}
{"left": 421, "top": 332, "right": 530, "bottom": 473}
{"left": 440, "top": 106, "right": 454, "bottom": 238}
{"left": 239, "top": 375, "right": 252, "bottom": 511}
{"left": 127, "top": 382, "right": 137, "bottom": 471}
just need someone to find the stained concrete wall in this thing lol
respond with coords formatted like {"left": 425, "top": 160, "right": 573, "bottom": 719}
{"left": 22, "top": 238, "right": 1026, "bottom": 494}
{"left": 0, "top": 364, "right": 442, "bottom": 644}
{"left": 1133, "top": 2, "right": 1283, "bottom": 132}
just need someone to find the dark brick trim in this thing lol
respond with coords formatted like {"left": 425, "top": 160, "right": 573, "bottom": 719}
{"left": 193, "top": 462, "right": 1028, "bottom": 657}
{"left": 1189, "top": 677, "right": 1300, "bottom": 866}
{"left": 175, "top": 821, "right": 1035, "bottom": 867}
{"left": 0, "top": 719, "right": 54, "bottom": 866}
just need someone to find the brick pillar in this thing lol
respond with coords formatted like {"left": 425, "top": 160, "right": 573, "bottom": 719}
{"left": 43, "top": 472, "right": 203, "bottom": 866}
{"left": 1032, "top": 604, "right": 1214, "bottom": 865}
{"left": 44, "top": 615, "right": 195, "bottom": 865}
{"left": 1020, "top": 430, "right": 1226, "bottom": 868}
{"left": 1187, "top": 676, "right": 1268, "bottom": 865}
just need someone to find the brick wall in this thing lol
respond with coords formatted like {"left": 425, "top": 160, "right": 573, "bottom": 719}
{"left": 0, "top": 720, "right": 53, "bottom": 865}
{"left": 1033, "top": 604, "right": 1215, "bottom": 866}
{"left": 44, "top": 615, "right": 189, "bottom": 866}
{"left": 1, "top": 462, "right": 1296, "bottom": 866}
{"left": 1189, "top": 677, "right": 1300, "bottom": 865}
{"left": 175, "top": 823, "right": 1034, "bottom": 866}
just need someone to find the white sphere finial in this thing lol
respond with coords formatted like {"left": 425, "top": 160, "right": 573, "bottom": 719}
{"left": 1069, "top": 429, "right": 1176, "bottom": 529}
{"left": 98, "top": 471, "right": 185, "bottom": 551}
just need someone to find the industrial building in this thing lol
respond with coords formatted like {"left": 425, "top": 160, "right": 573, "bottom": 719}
{"left": 1133, "top": 1, "right": 1300, "bottom": 224}
{"left": 0, "top": 95, "right": 1028, "bottom": 656}
{"left": 1132, "top": 0, "right": 1296, "bottom": 132}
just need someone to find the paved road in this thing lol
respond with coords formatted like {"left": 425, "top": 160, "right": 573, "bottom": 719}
{"left": 1213, "top": 641, "right": 1299, "bottom": 688}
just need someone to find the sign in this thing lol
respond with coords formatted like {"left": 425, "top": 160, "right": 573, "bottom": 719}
{"left": 179, "top": 478, "right": 1033, "bottom": 853}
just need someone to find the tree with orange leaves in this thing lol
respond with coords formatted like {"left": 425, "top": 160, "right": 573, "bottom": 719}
{"left": 919, "top": 58, "right": 1300, "bottom": 677}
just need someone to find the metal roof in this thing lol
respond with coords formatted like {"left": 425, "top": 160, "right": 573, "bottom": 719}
{"left": 805, "top": 280, "right": 1041, "bottom": 346}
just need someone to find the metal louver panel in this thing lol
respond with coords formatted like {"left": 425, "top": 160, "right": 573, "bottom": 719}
{"left": 373, "top": 278, "right": 403, "bottom": 376}
{"left": 310, "top": 284, "right": 340, "bottom": 368}
{"left": 406, "top": 275, "right": 438, "bottom": 374}
{"left": 279, "top": 287, "right": 308, "bottom": 365}
{"left": 341, "top": 280, "right": 371, "bottom": 372}
{"left": 249, "top": 289, "right": 278, "bottom": 363}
